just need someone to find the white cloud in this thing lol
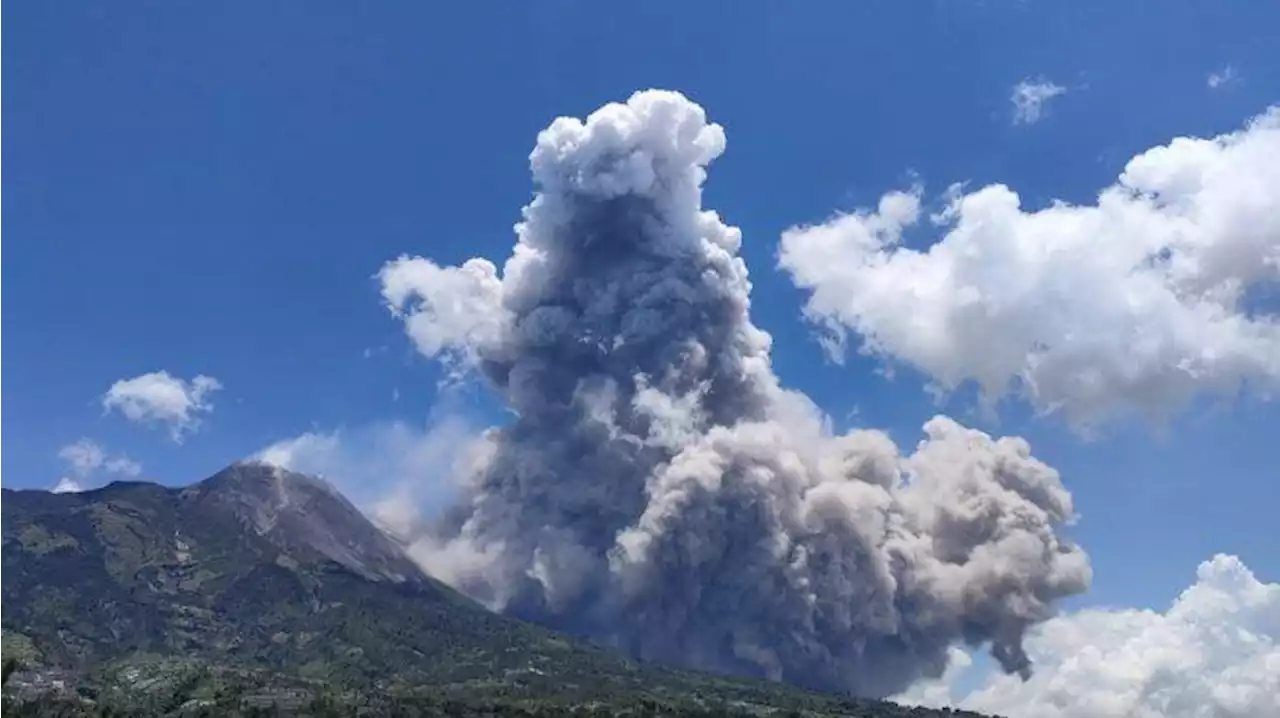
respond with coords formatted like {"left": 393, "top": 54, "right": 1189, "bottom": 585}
{"left": 779, "top": 107, "right": 1280, "bottom": 431}
{"left": 103, "top": 456, "right": 143, "bottom": 476}
{"left": 255, "top": 412, "right": 479, "bottom": 541}
{"left": 55, "top": 438, "right": 142, "bottom": 490}
{"left": 1011, "top": 77, "right": 1067, "bottom": 125}
{"left": 102, "top": 371, "right": 222, "bottom": 441}
{"left": 896, "top": 554, "right": 1280, "bottom": 718}
{"left": 377, "top": 257, "right": 507, "bottom": 374}
{"left": 257, "top": 431, "right": 343, "bottom": 474}
{"left": 51, "top": 477, "right": 84, "bottom": 494}
{"left": 57, "top": 438, "right": 107, "bottom": 476}
{"left": 1208, "top": 66, "right": 1239, "bottom": 89}
{"left": 891, "top": 647, "right": 974, "bottom": 709}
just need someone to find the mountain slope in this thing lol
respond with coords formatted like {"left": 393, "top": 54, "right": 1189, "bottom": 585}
{"left": 2, "top": 463, "right": 987, "bottom": 716}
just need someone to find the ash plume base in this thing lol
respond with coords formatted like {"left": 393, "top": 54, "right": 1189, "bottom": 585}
{"left": 378, "top": 90, "right": 1091, "bottom": 697}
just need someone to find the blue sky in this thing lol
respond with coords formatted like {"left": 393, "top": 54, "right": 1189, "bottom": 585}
{"left": 5, "top": 3, "right": 1279, "bottom": 713}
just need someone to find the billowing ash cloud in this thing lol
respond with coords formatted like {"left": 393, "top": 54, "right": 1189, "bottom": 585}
{"left": 376, "top": 90, "right": 1090, "bottom": 697}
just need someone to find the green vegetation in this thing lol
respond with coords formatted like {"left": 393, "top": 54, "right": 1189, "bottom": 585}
{"left": 2, "top": 658, "right": 970, "bottom": 718}
{"left": 2, "top": 468, "right": 990, "bottom": 717}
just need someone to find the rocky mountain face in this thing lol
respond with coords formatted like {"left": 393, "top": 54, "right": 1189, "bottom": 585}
{"left": 1, "top": 463, "right": 990, "bottom": 717}
{"left": 190, "top": 463, "right": 425, "bottom": 585}
{"left": 5, "top": 462, "right": 581, "bottom": 683}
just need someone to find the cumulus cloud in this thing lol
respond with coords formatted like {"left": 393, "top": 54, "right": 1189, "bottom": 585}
{"left": 375, "top": 90, "right": 1089, "bottom": 697}
{"left": 52, "top": 438, "right": 142, "bottom": 493}
{"left": 1011, "top": 78, "right": 1067, "bottom": 125}
{"left": 102, "top": 371, "right": 222, "bottom": 441}
{"left": 780, "top": 107, "right": 1280, "bottom": 432}
{"left": 379, "top": 259, "right": 507, "bottom": 377}
{"left": 255, "top": 411, "right": 479, "bottom": 543}
{"left": 896, "top": 554, "right": 1280, "bottom": 718}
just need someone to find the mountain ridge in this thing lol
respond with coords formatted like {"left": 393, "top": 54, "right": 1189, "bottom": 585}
{"left": 2, "top": 463, "right": 991, "bottom": 717}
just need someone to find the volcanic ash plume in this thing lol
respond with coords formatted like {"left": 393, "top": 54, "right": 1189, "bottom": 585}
{"left": 377, "top": 90, "right": 1091, "bottom": 697}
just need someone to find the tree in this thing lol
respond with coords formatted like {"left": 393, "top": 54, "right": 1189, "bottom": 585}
{"left": 304, "top": 688, "right": 346, "bottom": 717}
{"left": 0, "top": 660, "right": 19, "bottom": 711}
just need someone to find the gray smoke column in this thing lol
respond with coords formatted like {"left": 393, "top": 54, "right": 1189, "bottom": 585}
{"left": 377, "top": 90, "right": 1091, "bottom": 697}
